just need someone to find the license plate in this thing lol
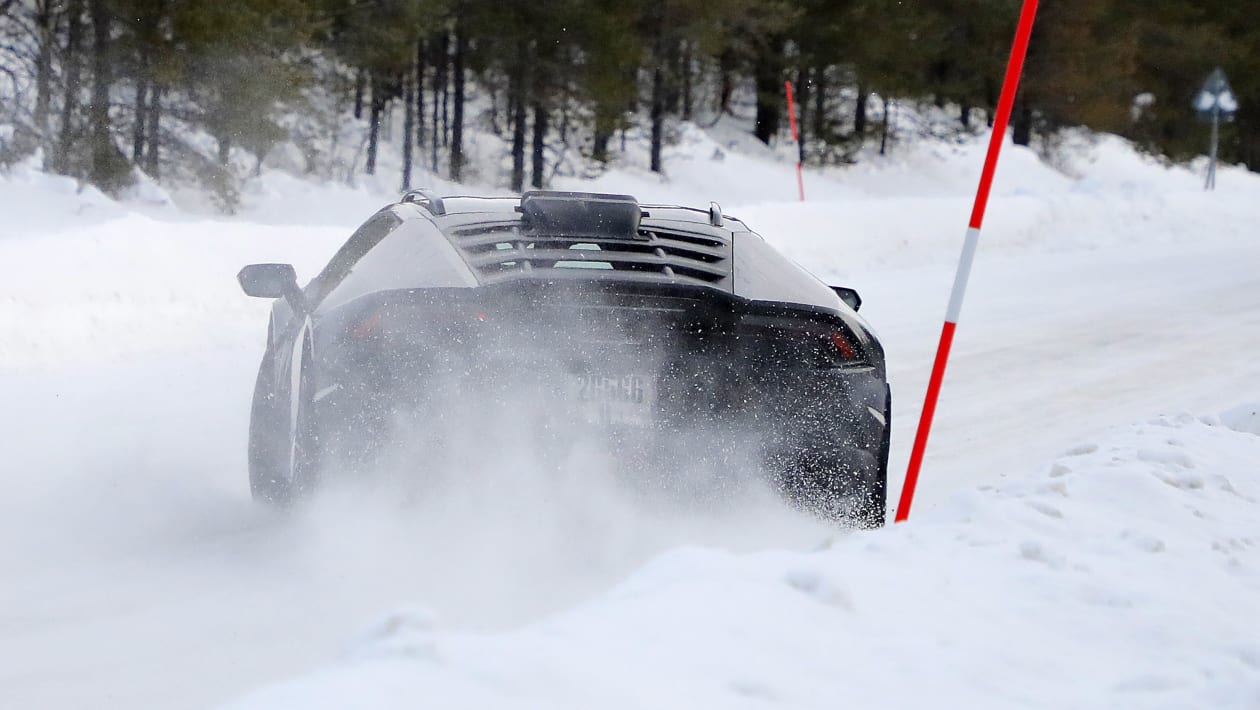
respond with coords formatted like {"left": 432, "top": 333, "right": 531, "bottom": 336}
{"left": 571, "top": 373, "right": 656, "bottom": 426}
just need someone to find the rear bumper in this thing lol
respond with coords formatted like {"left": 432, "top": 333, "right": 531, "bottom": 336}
{"left": 305, "top": 283, "right": 888, "bottom": 468}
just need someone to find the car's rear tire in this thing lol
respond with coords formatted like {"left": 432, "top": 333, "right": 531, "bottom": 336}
{"left": 249, "top": 345, "right": 322, "bottom": 506}
{"left": 248, "top": 360, "right": 294, "bottom": 506}
{"left": 777, "top": 447, "right": 882, "bottom": 528}
{"left": 288, "top": 360, "right": 324, "bottom": 499}
{"left": 856, "top": 388, "right": 892, "bottom": 528}
{"left": 858, "top": 414, "right": 891, "bottom": 529}
{"left": 776, "top": 389, "right": 890, "bottom": 529}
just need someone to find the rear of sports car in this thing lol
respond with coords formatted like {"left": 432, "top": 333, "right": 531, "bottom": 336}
{"left": 302, "top": 193, "right": 889, "bottom": 526}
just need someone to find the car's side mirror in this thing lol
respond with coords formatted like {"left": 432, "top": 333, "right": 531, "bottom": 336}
{"left": 238, "top": 263, "right": 297, "bottom": 298}
{"left": 831, "top": 286, "right": 862, "bottom": 311}
{"left": 238, "top": 263, "right": 305, "bottom": 314}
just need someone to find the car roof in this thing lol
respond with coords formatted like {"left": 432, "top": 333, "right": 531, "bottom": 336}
{"left": 397, "top": 192, "right": 749, "bottom": 237}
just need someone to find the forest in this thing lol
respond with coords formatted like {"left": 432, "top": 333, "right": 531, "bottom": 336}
{"left": 1, "top": 0, "right": 1257, "bottom": 202}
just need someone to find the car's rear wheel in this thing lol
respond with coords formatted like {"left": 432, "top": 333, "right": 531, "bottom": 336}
{"left": 859, "top": 416, "right": 891, "bottom": 528}
{"left": 249, "top": 345, "right": 323, "bottom": 506}
{"left": 288, "top": 359, "right": 325, "bottom": 499}
{"left": 776, "top": 447, "right": 881, "bottom": 528}
{"left": 776, "top": 390, "right": 890, "bottom": 529}
{"left": 248, "top": 360, "right": 293, "bottom": 506}
{"left": 857, "top": 389, "right": 892, "bottom": 528}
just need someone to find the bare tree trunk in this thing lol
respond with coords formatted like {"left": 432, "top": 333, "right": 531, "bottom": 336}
{"left": 218, "top": 135, "right": 231, "bottom": 166}
{"left": 133, "top": 74, "right": 147, "bottom": 163}
{"left": 402, "top": 69, "right": 414, "bottom": 190}
{"left": 795, "top": 66, "right": 808, "bottom": 164}
{"left": 509, "top": 42, "right": 527, "bottom": 192}
{"left": 650, "top": 65, "right": 665, "bottom": 172}
{"left": 34, "top": 0, "right": 53, "bottom": 147}
{"left": 752, "top": 41, "right": 783, "bottom": 145}
{"left": 415, "top": 39, "right": 426, "bottom": 153}
{"left": 88, "top": 0, "right": 119, "bottom": 191}
{"left": 530, "top": 100, "right": 546, "bottom": 189}
{"left": 647, "top": 2, "right": 666, "bottom": 172}
{"left": 1011, "top": 98, "right": 1032, "bottom": 146}
{"left": 439, "top": 31, "right": 449, "bottom": 148}
{"left": 56, "top": 0, "right": 84, "bottom": 174}
{"left": 854, "top": 83, "right": 868, "bottom": 135}
{"left": 450, "top": 19, "right": 465, "bottom": 182}
{"left": 592, "top": 121, "right": 611, "bottom": 164}
{"left": 879, "top": 97, "right": 891, "bottom": 155}
{"left": 681, "top": 40, "right": 693, "bottom": 122}
{"left": 430, "top": 33, "right": 445, "bottom": 173}
{"left": 145, "top": 84, "right": 161, "bottom": 177}
{"left": 366, "top": 75, "right": 383, "bottom": 175}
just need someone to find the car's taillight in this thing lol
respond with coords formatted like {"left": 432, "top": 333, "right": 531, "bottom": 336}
{"left": 351, "top": 311, "right": 383, "bottom": 339}
{"left": 829, "top": 331, "right": 857, "bottom": 359}
{"left": 351, "top": 308, "right": 488, "bottom": 341}
{"left": 819, "top": 330, "right": 863, "bottom": 366}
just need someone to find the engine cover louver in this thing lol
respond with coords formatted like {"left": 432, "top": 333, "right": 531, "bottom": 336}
{"left": 447, "top": 222, "right": 733, "bottom": 289}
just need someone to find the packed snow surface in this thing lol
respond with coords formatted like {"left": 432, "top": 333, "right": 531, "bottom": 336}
{"left": 226, "top": 412, "right": 1260, "bottom": 710}
{"left": 1, "top": 128, "right": 1259, "bottom": 708}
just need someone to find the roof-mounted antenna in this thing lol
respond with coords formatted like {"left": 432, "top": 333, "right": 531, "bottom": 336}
{"left": 708, "top": 201, "right": 724, "bottom": 227}
{"left": 400, "top": 188, "right": 446, "bottom": 216}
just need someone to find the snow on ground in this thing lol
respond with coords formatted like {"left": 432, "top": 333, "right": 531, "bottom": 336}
{"left": 1, "top": 124, "right": 1259, "bottom": 708}
{"left": 225, "top": 411, "right": 1260, "bottom": 710}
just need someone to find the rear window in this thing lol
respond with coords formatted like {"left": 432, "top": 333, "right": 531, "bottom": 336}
{"left": 305, "top": 210, "right": 402, "bottom": 305}
{"left": 318, "top": 218, "right": 477, "bottom": 309}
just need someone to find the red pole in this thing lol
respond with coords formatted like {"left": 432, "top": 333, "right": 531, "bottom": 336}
{"left": 894, "top": 0, "right": 1039, "bottom": 523}
{"left": 785, "top": 80, "right": 805, "bottom": 201}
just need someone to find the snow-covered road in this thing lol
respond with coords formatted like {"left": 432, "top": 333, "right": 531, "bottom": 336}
{"left": 2, "top": 135, "right": 1258, "bottom": 708}
{"left": 874, "top": 241, "right": 1260, "bottom": 506}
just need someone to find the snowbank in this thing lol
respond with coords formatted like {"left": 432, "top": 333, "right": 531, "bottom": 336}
{"left": 0, "top": 213, "right": 346, "bottom": 370}
{"left": 223, "top": 409, "right": 1260, "bottom": 710}
{"left": 0, "top": 157, "right": 130, "bottom": 238}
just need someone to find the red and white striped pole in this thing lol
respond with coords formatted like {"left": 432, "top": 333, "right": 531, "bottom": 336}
{"left": 785, "top": 80, "right": 805, "bottom": 201}
{"left": 894, "top": 0, "right": 1039, "bottom": 523}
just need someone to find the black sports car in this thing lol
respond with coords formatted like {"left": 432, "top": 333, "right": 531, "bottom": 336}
{"left": 239, "top": 191, "right": 890, "bottom": 526}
